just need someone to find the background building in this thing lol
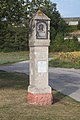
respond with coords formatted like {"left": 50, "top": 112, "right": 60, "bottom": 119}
{"left": 64, "top": 17, "right": 80, "bottom": 26}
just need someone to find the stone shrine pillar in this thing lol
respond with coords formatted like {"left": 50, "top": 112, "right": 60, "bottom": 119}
{"left": 27, "top": 10, "right": 52, "bottom": 105}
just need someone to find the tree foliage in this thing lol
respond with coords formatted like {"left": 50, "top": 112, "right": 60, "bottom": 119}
{"left": 77, "top": 20, "right": 80, "bottom": 30}
{"left": 0, "top": 0, "right": 79, "bottom": 52}
{"left": 0, "top": 0, "right": 30, "bottom": 51}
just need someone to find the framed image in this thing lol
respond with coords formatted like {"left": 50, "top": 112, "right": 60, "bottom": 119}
{"left": 36, "top": 21, "right": 48, "bottom": 39}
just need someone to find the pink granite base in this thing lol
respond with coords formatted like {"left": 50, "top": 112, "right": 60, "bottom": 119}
{"left": 27, "top": 92, "right": 52, "bottom": 105}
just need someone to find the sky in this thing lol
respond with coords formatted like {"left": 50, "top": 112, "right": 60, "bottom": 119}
{"left": 51, "top": 0, "right": 80, "bottom": 17}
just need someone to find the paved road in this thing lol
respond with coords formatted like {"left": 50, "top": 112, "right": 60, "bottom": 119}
{"left": 0, "top": 61, "right": 80, "bottom": 102}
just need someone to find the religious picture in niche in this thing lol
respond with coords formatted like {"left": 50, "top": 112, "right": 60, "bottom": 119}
{"left": 36, "top": 21, "right": 48, "bottom": 39}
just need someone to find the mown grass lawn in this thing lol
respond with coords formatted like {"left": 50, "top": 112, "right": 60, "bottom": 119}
{"left": 0, "top": 51, "right": 29, "bottom": 65}
{"left": 0, "top": 71, "right": 80, "bottom": 120}
{"left": 49, "top": 52, "right": 80, "bottom": 69}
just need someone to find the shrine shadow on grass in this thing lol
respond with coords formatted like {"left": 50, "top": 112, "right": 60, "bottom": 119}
{"left": 51, "top": 86, "right": 78, "bottom": 104}
{"left": 0, "top": 70, "right": 29, "bottom": 90}
{"left": 52, "top": 88, "right": 67, "bottom": 104}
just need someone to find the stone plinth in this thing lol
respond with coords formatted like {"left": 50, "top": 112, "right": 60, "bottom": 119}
{"left": 27, "top": 93, "right": 52, "bottom": 105}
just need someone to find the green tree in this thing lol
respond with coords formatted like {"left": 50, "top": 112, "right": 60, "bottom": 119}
{"left": 77, "top": 20, "right": 80, "bottom": 30}
{"left": 0, "top": 0, "right": 68, "bottom": 52}
{"left": 0, "top": 0, "right": 30, "bottom": 52}
{"left": 50, "top": 32, "right": 64, "bottom": 52}
{"left": 63, "top": 36, "right": 80, "bottom": 52}
{"left": 57, "top": 19, "right": 69, "bottom": 36}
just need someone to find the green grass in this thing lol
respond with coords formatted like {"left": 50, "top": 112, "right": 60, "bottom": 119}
{"left": 0, "top": 70, "right": 29, "bottom": 89}
{"left": 49, "top": 58, "right": 80, "bottom": 69}
{"left": 0, "top": 71, "right": 80, "bottom": 120}
{"left": 0, "top": 51, "right": 29, "bottom": 65}
{"left": 49, "top": 52, "right": 80, "bottom": 69}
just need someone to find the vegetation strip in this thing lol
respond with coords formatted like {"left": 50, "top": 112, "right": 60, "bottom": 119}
{"left": 49, "top": 52, "right": 80, "bottom": 69}
{"left": 0, "top": 51, "right": 29, "bottom": 65}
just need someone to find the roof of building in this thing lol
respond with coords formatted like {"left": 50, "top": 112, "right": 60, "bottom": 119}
{"left": 70, "top": 30, "right": 80, "bottom": 36}
{"left": 63, "top": 17, "right": 80, "bottom": 22}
